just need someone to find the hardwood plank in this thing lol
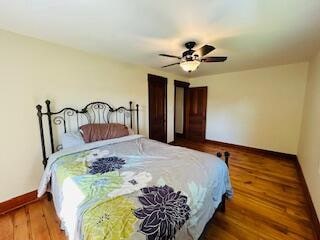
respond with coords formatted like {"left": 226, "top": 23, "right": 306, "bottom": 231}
{"left": 0, "top": 214, "right": 13, "bottom": 240}
{"left": 27, "top": 201, "right": 51, "bottom": 240}
{"left": 41, "top": 199, "right": 66, "bottom": 240}
{"left": 204, "top": 224, "right": 239, "bottom": 240}
{"left": 12, "top": 207, "right": 30, "bottom": 240}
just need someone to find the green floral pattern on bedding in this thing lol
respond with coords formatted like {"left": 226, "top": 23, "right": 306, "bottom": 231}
{"left": 73, "top": 171, "right": 123, "bottom": 199}
{"left": 82, "top": 196, "right": 137, "bottom": 240}
{"left": 53, "top": 149, "right": 139, "bottom": 239}
{"left": 55, "top": 151, "right": 91, "bottom": 185}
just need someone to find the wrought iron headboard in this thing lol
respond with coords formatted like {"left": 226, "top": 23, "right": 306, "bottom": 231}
{"left": 36, "top": 100, "right": 139, "bottom": 167}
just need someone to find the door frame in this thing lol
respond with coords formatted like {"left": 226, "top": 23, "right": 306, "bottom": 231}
{"left": 174, "top": 80, "right": 190, "bottom": 141}
{"left": 148, "top": 74, "right": 167, "bottom": 142}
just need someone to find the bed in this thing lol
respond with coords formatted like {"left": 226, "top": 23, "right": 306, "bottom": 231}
{"left": 36, "top": 100, "right": 232, "bottom": 240}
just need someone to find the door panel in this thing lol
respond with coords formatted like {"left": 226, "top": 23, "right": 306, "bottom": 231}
{"left": 186, "top": 87, "right": 207, "bottom": 141}
{"left": 148, "top": 74, "right": 167, "bottom": 142}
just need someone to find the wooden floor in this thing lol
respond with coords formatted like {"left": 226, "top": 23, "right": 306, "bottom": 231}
{"left": 0, "top": 138, "right": 317, "bottom": 240}
{"left": 175, "top": 138, "right": 317, "bottom": 240}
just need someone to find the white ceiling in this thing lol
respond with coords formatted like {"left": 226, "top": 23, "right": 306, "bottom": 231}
{"left": 0, "top": 0, "right": 320, "bottom": 77}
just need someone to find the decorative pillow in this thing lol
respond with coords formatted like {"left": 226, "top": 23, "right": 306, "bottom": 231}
{"left": 80, "top": 123, "right": 130, "bottom": 143}
{"left": 61, "top": 131, "right": 85, "bottom": 149}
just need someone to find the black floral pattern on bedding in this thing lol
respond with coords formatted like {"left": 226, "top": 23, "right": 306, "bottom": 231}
{"left": 88, "top": 156, "right": 125, "bottom": 174}
{"left": 134, "top": 185, "right": 191, "bottom": 240}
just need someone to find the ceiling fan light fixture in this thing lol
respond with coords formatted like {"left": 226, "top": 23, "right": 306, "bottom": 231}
{"left": 180, "top": 59, "right": 200, "bottom": 72}
{"left": 160, "top": 41, "right": 227, "bottom": 71}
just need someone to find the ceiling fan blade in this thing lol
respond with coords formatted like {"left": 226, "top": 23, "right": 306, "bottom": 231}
{"left": 196, "top": 45, "right": 215, "bottom": 57}
{"left": 159, "top": 54, "right": 181, "bottom": 59}
{"left": 161, "top": 62, "right": 180, "bottom": 68}
{"left": 201, "top": 56, "right": 227, "bottom": 62}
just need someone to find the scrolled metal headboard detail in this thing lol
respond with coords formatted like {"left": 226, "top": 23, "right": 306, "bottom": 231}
{"left": 36, "top": 100, "right": 140, "bottom": 168}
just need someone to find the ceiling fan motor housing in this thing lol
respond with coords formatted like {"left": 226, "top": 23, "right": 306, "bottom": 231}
{"left": 185, "top": 41, "right": 196, "bottom": 49}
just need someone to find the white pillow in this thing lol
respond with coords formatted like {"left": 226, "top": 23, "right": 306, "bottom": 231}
{"left": 61, "top": 131, "right": 85, "bottom": 149}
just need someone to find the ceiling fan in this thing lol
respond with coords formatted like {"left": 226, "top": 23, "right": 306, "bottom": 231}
{"left": 159, "top": 41, "right": 227, "bottom": 72}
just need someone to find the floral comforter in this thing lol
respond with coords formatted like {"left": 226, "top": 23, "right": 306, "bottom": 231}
{"left": 38, "top": 135, "right": 232, "bottom": 240}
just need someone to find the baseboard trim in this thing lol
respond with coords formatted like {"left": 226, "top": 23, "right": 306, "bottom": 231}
{"left": 0, "top": 190, "right": 39, "bottom": 215}
{"left": 205, "top": 139, "right": 297, "bottom": 161}
{"left": 295, "top": 159, "right": 320, "bottom": 239}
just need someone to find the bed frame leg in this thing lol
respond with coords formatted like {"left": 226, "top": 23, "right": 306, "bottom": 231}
{"left": 47, "top": 192, "right": 52, "bottom": 201}
{"left": 216, "top": 152, "right": 230, "bottom": 213}
{"left": 220, "top": 194, "right": 226, "bottom": 212}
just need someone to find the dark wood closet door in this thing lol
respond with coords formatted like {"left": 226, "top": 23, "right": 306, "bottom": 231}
{"left": 186, "top": 86, "right": 207, "bottom": 141}
{"left": 148, "top": 74, "right": 167, "bottom": 142}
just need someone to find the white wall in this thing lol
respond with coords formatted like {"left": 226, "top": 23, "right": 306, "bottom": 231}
{"left": 175, "top": 87, "right": 184, "bottom": 134}
{"left": 0, "top": 29, "right": 185, "bottom": 202}
{"left": 298, "top": 50, "right": 320, "bottom": 218}
{"left": 189, "top": 63, "right": 308, "bottom": 154}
